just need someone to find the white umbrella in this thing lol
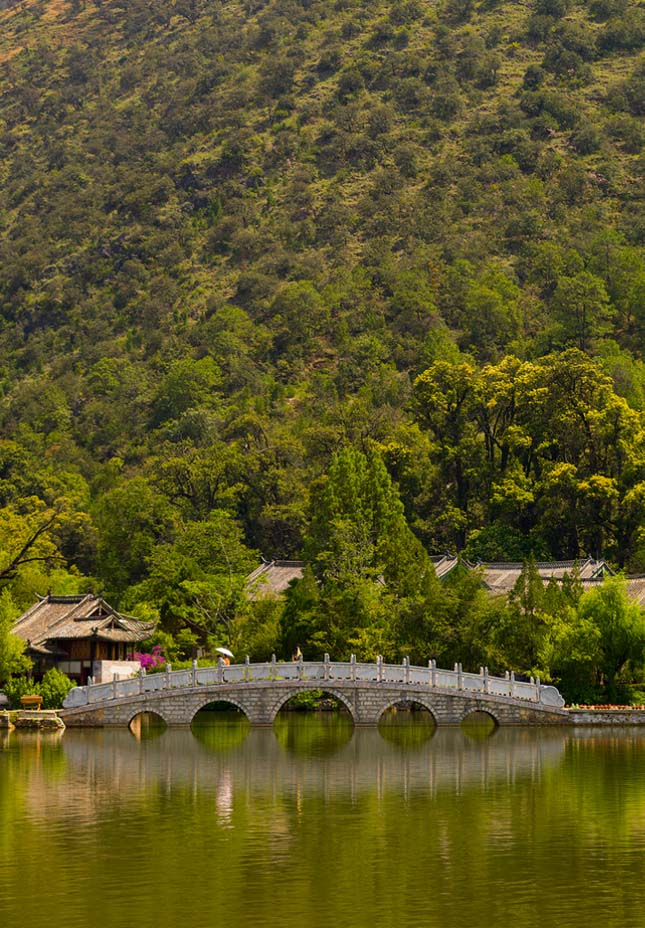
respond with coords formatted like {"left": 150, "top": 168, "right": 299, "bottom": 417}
{"left": 215, "top": 647, "right": 234, "bottom": 659}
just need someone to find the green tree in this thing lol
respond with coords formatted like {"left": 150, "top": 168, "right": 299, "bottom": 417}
{"left": 0, "top": 590, "right": 30, "bottom": 684}
{"left": 39, "top": 667, "right": 74, "bottom": 709}
{"left": 94, "top": 477, "right": 177, "bottom": 596}
{"left": 306, "top": 447, "right": 432, "bottom": 595}
{"left": 126, "top": 510, "right": 257, "bottom": 646}
{"left": 577, "top": 576, "right": 645, "bottom": 701}
{"left": 413, "top": 361, "right": 483, "bottom": 548}
{"left": 298, "top": 447, "right": 440, "bottom": 659}
{"left": 279, "top": 565, "right": 322, "bottom": 659}
{"left": 551, "top": 272, "right": 614, "bottom": 351}
{"left": 151, "top": 357, "right": 222, "bottom": 427}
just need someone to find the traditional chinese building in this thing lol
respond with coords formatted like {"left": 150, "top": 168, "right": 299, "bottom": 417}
{"left": 476, "top": 557, "right": 613, "bottom": 595}
{"left": 245, "top": 560, "right": 307, "bottom": 600}
{"left": 12, "top": 593, "right": 156, "bottom": 684}
{"left": 245, "top": 556, "right": 645, "bottom": 605}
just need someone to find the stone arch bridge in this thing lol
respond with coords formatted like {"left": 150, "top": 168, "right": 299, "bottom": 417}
{"left": 61, "top": 658, "right": 567, "bottom": 729}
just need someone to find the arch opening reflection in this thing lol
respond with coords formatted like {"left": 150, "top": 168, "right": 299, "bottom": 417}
{"left": 378, "top": 700, "right": 436, "bottom": 747}
{"left": 191, "top": 701, "right": 250, "bottom": 751}
{"left": 129, "top": 711, "right": 167, "bottom": 740}
{"left": 460, "top": 709, "right": 498, "bottom": 740}
{"left": 274, "top": 692, "right": 354, "bottom": 757}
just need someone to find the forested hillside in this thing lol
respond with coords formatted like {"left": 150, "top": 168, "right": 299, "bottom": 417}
{"left": 0, "top": 0, "right": 643, "bottom": 674}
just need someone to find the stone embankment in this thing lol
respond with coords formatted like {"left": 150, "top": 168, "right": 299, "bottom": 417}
{"left": 567, "top": 708, "right": 645, "bottom": 725}
{"left": 0, "top": 710, "right": 65, "bottom": 732}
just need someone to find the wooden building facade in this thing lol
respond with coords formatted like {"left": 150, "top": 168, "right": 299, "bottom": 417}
{"left": 13, "top": 594, "right": 156, "bottom": 684}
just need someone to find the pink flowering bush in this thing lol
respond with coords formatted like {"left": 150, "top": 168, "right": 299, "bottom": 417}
{"left": 132, "top": 645, "right": 165, "bottom": 671}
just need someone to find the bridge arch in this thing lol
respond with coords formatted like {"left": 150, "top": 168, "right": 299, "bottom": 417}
{"left": 376, "top": 697, "right": 439, "bottom": 727}
{"left": 189, "top": 696, "right": 251, "bottom": 726}
{"left": 127, "top": 708, "right": 170, "bottom": 731}
{"left": 269, "top": 687, "right": 358, "bottom": 726}
{"left": 459, "top": 706, "right": 500, "bottom": 730}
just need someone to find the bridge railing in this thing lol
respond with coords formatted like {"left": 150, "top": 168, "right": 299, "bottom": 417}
{"left": 63, "top": 658, "right": 565, "bottom": 709}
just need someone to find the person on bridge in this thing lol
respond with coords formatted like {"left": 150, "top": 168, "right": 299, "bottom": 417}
{"left": 292, "top": 646, "right": 303, "bottom": 662}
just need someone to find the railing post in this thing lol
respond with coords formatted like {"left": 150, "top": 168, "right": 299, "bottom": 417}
{"left": 458, "top": 663, "right": 463, "bottom": 690}
{"left": 245, "top": 654, "right": 250, "bottom": 683}
{"left": 350, "top": 653, "right": 356, "bottom": 682}
{"left": 298, "top": 654, "right": 304, "bottom": 681}
{"left": 377, "top": 655, "right": 383, "bottom": 683}
{"left": 324, "top": 653, "right": 330, "bottom": 682}
{"left": 484, "top": 666, "right": 489, "bottom": 694}
{"left": 271, "top": 653, "right": 277, "bottom": 681}
{"left": 192, "top": 659, "right": 197, "bottom": 686}
{"left": 404, "top": 656, "right": 410, "bottom": 685}
{"left": 165, "top": 662, "right": 171, "bottom": 689}
{"left": 510, "top": 670, "right": 515, "bottom": 697}
{"left": 139, "top": 667, "right": 145, "bottom": 694}
{"left": 112, "top": 673, "right": 118, "bottom": 700}
{"left": 431, "top": 659, "right": 436, "bottom": 687}
{"left": 536, "top": 675, "right": 541, "bottom": 702}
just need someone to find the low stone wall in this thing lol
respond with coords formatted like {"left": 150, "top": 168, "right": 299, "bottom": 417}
{"left": 567, "top": 709, "right": 645, "bottom": 725}
{"left": 12, "top": 710, "right": 65, "bottom": 732}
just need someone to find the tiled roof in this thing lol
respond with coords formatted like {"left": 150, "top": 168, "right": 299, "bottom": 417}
{"left": 430, "top": 555, "right": 460, "bottom": 579}
{"left": 246, "top": 560, "right": 305, "bottom": 599}
{"left": 479, "top": 558, "right": 611, "bottom": 592}
{"left": 625, "top": 577, "right": 645, "bottom": 607}
{"left": 244, "top": 557, "right": 645, "bottom": 609}
{"left": 540, "top": 576, "right": 645, "bottom": 607}
{"left": 13, "top": 594, "right": 156, "bottom": 647}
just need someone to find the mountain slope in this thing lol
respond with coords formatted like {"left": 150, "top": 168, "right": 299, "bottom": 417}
{"left": 0, "top": 0, "right": 643, "bottom": 603}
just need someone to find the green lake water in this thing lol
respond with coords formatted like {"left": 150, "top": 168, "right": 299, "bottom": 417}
{"left": 2, "top": 713, "right": 645, "bottom": 928}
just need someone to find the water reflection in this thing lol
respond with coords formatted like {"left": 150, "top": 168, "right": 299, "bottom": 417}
{"left": 460, "top": 710, "right": 498, "bottom": 740}
{"left": 378, "top": 704, "right": 436, "bottom": 748}
{"left": 4, "top": 722, "right": 645, "bottom": 928}
{"left": 274, "top": 712, "right": 353, "bottom": 757}
{"left": 129, "top": 711, "right": 168, "bottom": 741}
{"left": 27, "top": 718, "right": 568, "bottom": 815}
{"left": 192, "top": 706, "right": 250, "bottom": 752}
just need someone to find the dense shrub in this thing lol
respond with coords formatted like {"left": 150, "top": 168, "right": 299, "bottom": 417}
{"left": 4, "top": 669, "right": 73, "bottom": 709}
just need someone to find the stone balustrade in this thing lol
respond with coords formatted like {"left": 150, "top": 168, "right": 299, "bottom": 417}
{"left": 64, "top": 656, "right": 564, "bottom": 710}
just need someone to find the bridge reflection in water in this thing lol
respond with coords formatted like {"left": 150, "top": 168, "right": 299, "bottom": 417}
{"left": 29, "top": 721, "right": 569, "bottom": 822}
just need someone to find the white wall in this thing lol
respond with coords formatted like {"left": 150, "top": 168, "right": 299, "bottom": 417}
{"left": 92, "top": 660, "right": 140, "bottom": 683}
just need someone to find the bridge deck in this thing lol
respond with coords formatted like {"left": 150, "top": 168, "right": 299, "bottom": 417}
{"left": 61, "top": 659, "right": 567, "bottom": 728}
